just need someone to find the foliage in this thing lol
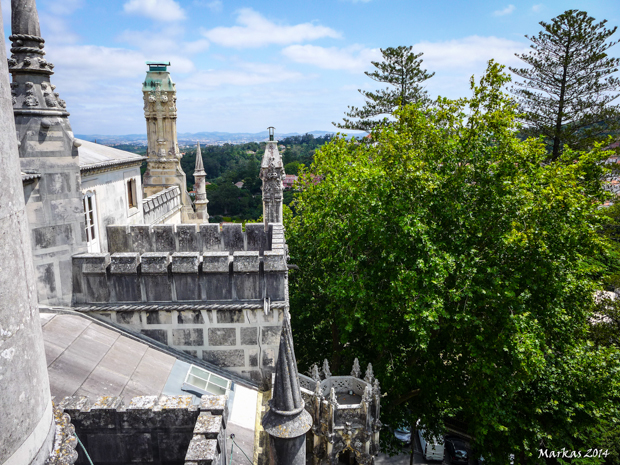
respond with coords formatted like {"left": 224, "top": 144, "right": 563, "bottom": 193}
{"left": 510, "top": 9, "right": 620, "bottom": 160}
{"left": 333, "top": 46, "right": 434, "bottom": 132}
{"left": 175, "top": 134, "right": 333, "bottom": 222}
{"left": 287, "top": 61, "right": 620, "bottom": 463}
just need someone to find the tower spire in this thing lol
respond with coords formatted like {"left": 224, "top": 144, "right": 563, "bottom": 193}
{"left": 262, "top": 310, "right": 312, "bottom": 464}
{"left": 193, "top": 141, "right": 209, "bottom": 221}
{"left": 260, "top": 127, "right": 285, "bottom": 228}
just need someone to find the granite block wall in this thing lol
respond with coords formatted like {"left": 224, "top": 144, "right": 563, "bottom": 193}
{"left": 56, "top": 394, "right": 227, "bottom": 465}
{"left": 107, "top": 223, "right": 273, "bottom": 255}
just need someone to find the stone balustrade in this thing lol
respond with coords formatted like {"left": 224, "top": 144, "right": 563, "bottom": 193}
{"left": 142, "top": 186, "right": 182, "bottom": 224}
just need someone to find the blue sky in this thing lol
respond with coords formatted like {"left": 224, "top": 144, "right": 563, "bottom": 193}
{"left": 2, "top": 0, "right": 620, "bottom": 135}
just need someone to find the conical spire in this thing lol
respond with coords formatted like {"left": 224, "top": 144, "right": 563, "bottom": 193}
{"left": 262, "top": 310, "right": 312, "bottom": 446}
{"left": 11, "top": 0, "right": 41, "bottom": 36}
{"left": 270, "top": 310, "right": 304, "bottom": 413}
{"left": 194, "top": 141, "right": 205, "bottom": 174}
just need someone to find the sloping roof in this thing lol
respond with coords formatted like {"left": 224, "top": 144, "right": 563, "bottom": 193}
{"left": 78, "top": 139, "right": 146, "bottom": 172}
{"left": 41, "top": 311, "right": 179, "bottom": 401}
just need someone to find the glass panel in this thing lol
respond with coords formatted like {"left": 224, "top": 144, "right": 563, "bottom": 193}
{"left": 209, "top": 375, "right": 229, "bottom": 388}
{"left": 190, "top": 366, "right": 210, "bottom": 380}
{"left": 206, "top": 383, "right": 226, "bottom": 396}
{"left": 186, "top": 374, "right": 207, "bottom": 391}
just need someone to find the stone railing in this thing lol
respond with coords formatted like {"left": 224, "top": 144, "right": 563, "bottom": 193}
{"left": 107, "top": 222, "right": 280, "bottom": 255}
{"left": 55, "top": 394, "right": 227, "bottom": 465}
{"left": 142, "top": 186, "right": 182, "bottom": 224}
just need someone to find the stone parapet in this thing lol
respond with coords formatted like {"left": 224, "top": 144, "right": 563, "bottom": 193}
{"left": 55, "top": 394, "right": 227, "bottom": 465}
{"left": 107, "top": 222, "right": 275, "bottom": 255}
{"left": 72, "top": 249, "right": 287, "bottom": 304}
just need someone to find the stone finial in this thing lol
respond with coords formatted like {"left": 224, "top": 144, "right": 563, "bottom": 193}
{"left": 314, "top": 380, "right": 322, "bottom": 398}
{"left": 362, "top": 385, "right": 372, "bottom": 404}
{"left": 311, "top": 364, "right": 321, "bottom": 382}
{"left": 373, "top": 378, "right": 381, "bottom": 397}
{"left": 11, "top": 0, "right": 41, "bottom": 36}
{"left": 364, "top": 363, "right": 374, "bottom": 384}
{"left": 194, "top": 141, "right": 205, "bottom": 174}
{"left": 322, "top": 359, "right": 332, "bottom": 379}
{"left": 351, "top": 357, "right": 361, "bottom": 378}
{"left": 329, "top": 388, "right": 338, "bottom": 406}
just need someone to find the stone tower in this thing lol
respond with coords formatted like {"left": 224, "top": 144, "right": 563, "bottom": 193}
{"left": 262, "top": 310, "right": 312, "bottom": 464}
{"left": 1, "top": 3, "right": 56, "bottom": 462}
{"left": 142, "top": 62, "right": 191, "bottom": 208}
{"left": 193, "top": 142, "right": 209, "bottom": 221}
{"left": 8, "top": 0, "right": 87, "bottom": 305}
{"left": 260, "top": 127, "right": 285, "bottom": 227}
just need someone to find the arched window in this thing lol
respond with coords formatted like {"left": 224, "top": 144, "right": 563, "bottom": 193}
{"left": 82, "top": 191, "right": 100, "bottom": 253}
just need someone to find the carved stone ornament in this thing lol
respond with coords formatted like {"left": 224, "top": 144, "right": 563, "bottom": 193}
{"left": 323, "top": 359, "right": 332, "bottom": 379}
{"left": 351, "top": 358, "right": 361, "bottom": 379}
{"left": 24, "top": 81, "right": 39, "bottom": 106}
{"left": 364, "top": 363, "right": 374, "bottom": 384}
{"left": 311, "top": 364, "right": 321, "bottom": 382}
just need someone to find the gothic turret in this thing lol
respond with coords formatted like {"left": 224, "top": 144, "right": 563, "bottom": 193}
{"left": 193, "top": 142, "right": 209, "bottom": 221}
{"left": 142, "top": 62, "right": 192, "bottom": 208}
{"left": 262, "top": 310, "right": 312, "bottom": 464}
{"left": 260, "top": 126, "right": 285, "bottom": 227}
{"left": 8, "top": 0, "right": 87, "bottom": 305}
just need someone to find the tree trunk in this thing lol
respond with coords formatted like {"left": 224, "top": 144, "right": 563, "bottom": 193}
{"left": 552, "top": 37, "right": 572, "bottom": 160}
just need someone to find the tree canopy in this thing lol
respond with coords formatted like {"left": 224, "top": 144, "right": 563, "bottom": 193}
{"left": 510, "top": 9, "right": 620, "bottom": 160}
{"left": 288, "top": 62, "right": 620, "bottom": 463}
{"left": 333, "top": 46, "right": 434, "bottom": 132}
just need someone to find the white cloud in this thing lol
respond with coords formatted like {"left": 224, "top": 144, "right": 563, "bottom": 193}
{"left": 493, "top": 4, "right": 515, "bottom": 16}
{"left": 532, "top": 4, "right": 544, "bottom": 12}
{"left": 194, "top": 0, "right": 223, "bottom": 12}
{"left": 415, "top": 36, "right": 526, "bottom": 71}
{"left": 282, "top": 45, "right": 381, "bottom": 72}
{"left": 118, "top": 28, "right": 209, "bottom": 55}
{"left": 202, "top": 8, "right": 340, "bottom": 48}
{"left": 123, "top": 0, "right": 185, "bottom": 22}
{"left": 180, "top": 62, "right": 304, "bottom": 89}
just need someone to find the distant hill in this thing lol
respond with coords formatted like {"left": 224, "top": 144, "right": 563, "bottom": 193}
{"left": 74, "top": 130, "right": 362, "bottom": 145}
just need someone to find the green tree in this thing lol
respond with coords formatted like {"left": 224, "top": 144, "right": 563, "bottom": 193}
{"left": 510, "top": 10, "right": 620, "bottom": 160}
{"left": 288, "top": 62, "right": 620, "bottom": 462}
{"left": 333, "top": 46, "right": 434, "bottom": 132}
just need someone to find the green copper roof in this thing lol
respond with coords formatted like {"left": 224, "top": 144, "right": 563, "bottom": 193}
{"left": 143, "top": 62, "right": 175, "bottom": 92}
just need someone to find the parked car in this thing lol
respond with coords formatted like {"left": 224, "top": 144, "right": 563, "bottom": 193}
{"left": 393, "top": 426, "right": 412, "bottom": 446}
{"left": 444, "top": 436, "right": 470, "bottom": 465}
{"left": 418, "top": 428, "right": 444, "bottom": 461}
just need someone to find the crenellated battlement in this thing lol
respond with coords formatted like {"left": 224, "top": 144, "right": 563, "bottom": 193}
{"left": 72, "top": 248, "right": 287, "bottom": 304}
{"left": 107, "top": 222, "right": 281, "bottom": 255}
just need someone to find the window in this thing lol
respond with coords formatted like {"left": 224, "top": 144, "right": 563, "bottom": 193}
{"left": 182, "top": 365, "right": 231, "bottom": 396}
{"left": 127, "top": 178, "right": 137, "bottom": 209}
{"left": 82, "top": 191, "right": 100, "bottom": 253}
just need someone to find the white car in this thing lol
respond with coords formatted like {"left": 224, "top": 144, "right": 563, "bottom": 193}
{"left": 418, "top": 428, "right": 445, "bottom": 461}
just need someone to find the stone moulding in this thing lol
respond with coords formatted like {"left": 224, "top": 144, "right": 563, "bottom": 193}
{"left": 80, "top": 157, "right": 144, "bottom": 176}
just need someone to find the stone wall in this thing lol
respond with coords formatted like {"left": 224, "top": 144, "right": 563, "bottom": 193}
{"left": 88, "top": 306, "right": 283, "bottom": 384}
{"left": 72, "top": 223, "right": 287, "bottom": 383}
{"left": 107, "top": 222, "right": 275, "bottom": 255}
{"left": 81, "top": 165, "right": 145, "bottom": 253}
{"left": 56, "top": 394, "right": 227, "bottom": 465}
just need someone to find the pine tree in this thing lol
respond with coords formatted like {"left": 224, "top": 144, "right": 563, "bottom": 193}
{"left": 334, "top": 46, "right": 434, "bottom": 132}
{"left": 510, "top": 10, "right": 620, "bottom": 160}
